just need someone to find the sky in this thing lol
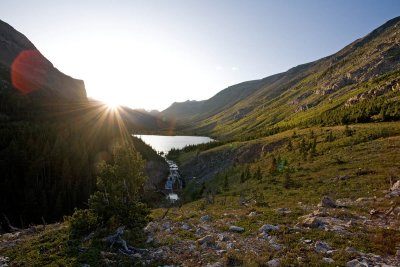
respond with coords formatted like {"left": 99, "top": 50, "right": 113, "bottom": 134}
{"left": 0, "top": 1, "right": 399, "bottom": 111}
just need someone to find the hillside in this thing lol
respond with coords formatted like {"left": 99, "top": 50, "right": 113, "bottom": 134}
{"left": 2, "top": 122, "right": 399, "bottom": 266}
{"left": 163, "top": 17, "right": 400, "bottom": 140}
{"left": 0, "top": 20, "right": 86, "bottom": 100}
{"left": 0, "top": 20, "right": 168, "bottom": 227}
{"left": 162, "top": 76, "right": 283, "bottom": 123}
{"left": 1, "top": 16, "right": 400, "bottom": 267}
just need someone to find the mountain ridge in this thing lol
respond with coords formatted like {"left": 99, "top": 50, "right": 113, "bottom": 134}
{"left": 161, "top": 16, "right": 400, "bottom": 139}
{"left": 0, "top": 19, "right": 86, "bottom": 100}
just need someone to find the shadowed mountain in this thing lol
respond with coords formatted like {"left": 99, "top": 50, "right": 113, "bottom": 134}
{"left": 0, "top": 19, "right": 86, "bottom": 100}
{"left": 162, "top": 16, "right": 400, "bottom": 139}
{"left": 0, "top": 20, "right": 167, "bottom": 227}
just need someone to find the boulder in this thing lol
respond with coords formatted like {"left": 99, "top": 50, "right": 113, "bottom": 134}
{"left": 319, "top": 196, "right": 337, "bottom": 208}
{"left": 226, "top": 242, "right": 235, "bottom": 250}
{"left": 314, "top": 241, "right": 332, "bottom": 254}
{"left": 300, "top": 215, "right": 324, "bottom": 228}
{"left": 144, "top": 222, "right": 156, "bottom": 233}
{"left": 0, "top": 256, "right": 10, "bottom": 266}
{"left": 259, "top": 224, "right": 279, "bottom": 233}
{"left": 346, "top": 259, "right": 368, "bottom": 267}
{"left": 162, "top": 222, "right": 172, "bottom": 230}
{"left": 217, "top": 233, "right": 229, "bottom": 241}
{"left": 229, "top": 226, "right": 245, "bottom": 233}
{"left": 248, "top": 211, "right": 257, "bottom": 217}
{"left": 200, "top": 215, "right": 211, "bottom": 222}
{"left": 276, "top": 208, "right": 291, "bottom": 214}
{"left": 266, "top": 258, "right": 280, "bottom": 267}
{"left": 391, "top": 180, "right": 400, "bottom": 191}
{"left": 323, "top": 257, "right": 335, "bottom": 263}
{"left": 181, "top": 223, "right": 191, "bottom": 230}
{"left": 197, "top": 235, "right": 214, "bottom": 246}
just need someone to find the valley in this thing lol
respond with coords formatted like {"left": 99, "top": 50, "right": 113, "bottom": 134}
{"left": 0, "top": 12, "right": 400, "bottom": 267}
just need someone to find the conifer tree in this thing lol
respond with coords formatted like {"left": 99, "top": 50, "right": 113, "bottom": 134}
{"left": 269, "top": 156, "right": 277, "bottom": 175}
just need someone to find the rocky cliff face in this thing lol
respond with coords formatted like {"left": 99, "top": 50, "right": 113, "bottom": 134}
{"left": 0, "top": 20, "right": 86, "bottom": 100}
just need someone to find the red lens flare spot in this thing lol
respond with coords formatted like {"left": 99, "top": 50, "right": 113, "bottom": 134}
{"left": 11, "top": 49, "right": 49, "bottom": 94}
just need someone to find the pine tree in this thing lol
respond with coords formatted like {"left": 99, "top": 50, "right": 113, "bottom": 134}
{"left": 88, "top": 142, "right": 149, "bottom": 230}
{"left": 286, "top": 139, "right": 293, "bottom": 151}
{"left": 344, "top": 125, "right": 353, "bottom": 137}
{"left": 325, "top": 131, "right": 334, "bottom": 142}
{"left": 309, "top": 130, "right": 315, "bottom": 139}
{"left": 269, "top": 156, "right": 277, "bottom": 175}
{"left": 255, "top": 166, "right": 262, "bottom": 180}
{"left": 283, "top": 171, "right": 292, "bottom": 189}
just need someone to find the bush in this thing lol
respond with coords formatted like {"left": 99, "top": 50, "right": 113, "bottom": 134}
{"left": 69, "top": 208, "right": 99, "bottom": 238}
{"left": 69, "top": 142, "right": 150, "bottom": 242}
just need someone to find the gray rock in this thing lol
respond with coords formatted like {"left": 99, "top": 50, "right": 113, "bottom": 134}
{"left": 206, "top": 262, "right": 224, "bottom": 267}
{"left": 323, "top": 257, "right": 335, "bottom": 263}
{"left": 200, "top": 215, "right": 211, "bottom": 222}
{"left": 319, "top": 196, "right": 337, "bottom": 208}
{"left": 144, "top": 222, "right": 156, "bottom": 233}
{"left": 217, "top": 233, "right": 229, "bottom": 241}
{"left": 146, "top": 235, "right": 154, "bottom": 243}
{"left": 216, "top": 250, "right": 227, "bottom": 255}
{"left": 300, "top": 215, "right": 324, "bottom": 228}
{"left": 248, "top": 211, "right": 257, "bottom": 217}
{"left": 197, "top": 235, "right": 214, "bottom": 246}
{"left": 0, "top": 256, "right": 10, "bottom": 267}
{"left": 270, "top": 243, "right": 282, "bottom": 251}
{"left": 386, "top": 190, "right": 400, "bottom": 197}
{"left": 229, "top": 225, "right": 245, "bottom": 233}
{"left": 314, "top": 241, "right": 332, "bottom": 254}
{"left": 304, "top": 239, "right": 313, "bottom": 244}
{"left": 345, "top": 247, "right": 359, "bottom": 254}
{"left": 391, "top": 180, "right": 400, "bottom": 191}
{"left": 226, "top": 242, "right": 235, "bottom": 250}
{"left": 162, "top": 222, "right": 172, "bottom": 230}
{"left": 266, "top": 258, "right": 280, "bottom": 267}
{"left": 346, "top": 259, "right": 368, "bottom": 267}
{"left": 276, "top": 208, "right": 291, "bottom": 214}
{"left": 259, "top": 224, "right": 279, "bottom": 233}
{"left": 181, "top": 223, "right": 191, "bottom": 230}
{"left": 260, "top": 233, "right": 269, "bottom": 240}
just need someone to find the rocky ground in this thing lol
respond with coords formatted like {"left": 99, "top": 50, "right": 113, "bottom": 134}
{"left": 1, "top": 184, "right": 399, "bottom": 267}
{"left": 136, "top": 200, "right": 399, "bottom": 266}
{"left": 109, "top": 181, "right": 400, "bottom": 266}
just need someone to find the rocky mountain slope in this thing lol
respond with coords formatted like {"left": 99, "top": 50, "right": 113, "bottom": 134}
{"left": 163, "top": 17, "right": 400, "bottom": 139}
{"left": 0, "top": 19, "right": 86, "bottom": 100}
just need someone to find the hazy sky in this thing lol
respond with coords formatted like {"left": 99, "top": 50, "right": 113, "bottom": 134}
{"left": 1, "top": 1, "right": 399, "bottom": 110}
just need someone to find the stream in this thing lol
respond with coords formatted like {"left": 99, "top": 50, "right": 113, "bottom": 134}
{"left": 133, "top": 135, "right": 214, "bottom": 202}
{"left": 164, "top": 159, "right": 183, "bottom": 201}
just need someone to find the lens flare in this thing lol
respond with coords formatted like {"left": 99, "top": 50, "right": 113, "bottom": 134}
{"left": 11, "top": 49, "right": 49, "bottom": 94}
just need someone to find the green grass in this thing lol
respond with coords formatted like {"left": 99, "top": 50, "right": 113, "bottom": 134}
{"left": 158, "top": 122, "right": 400, "bottom": 265}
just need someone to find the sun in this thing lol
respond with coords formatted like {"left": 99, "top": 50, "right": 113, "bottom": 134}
{"left": 104, "top": 98, "right": 121, "bottom": 110}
